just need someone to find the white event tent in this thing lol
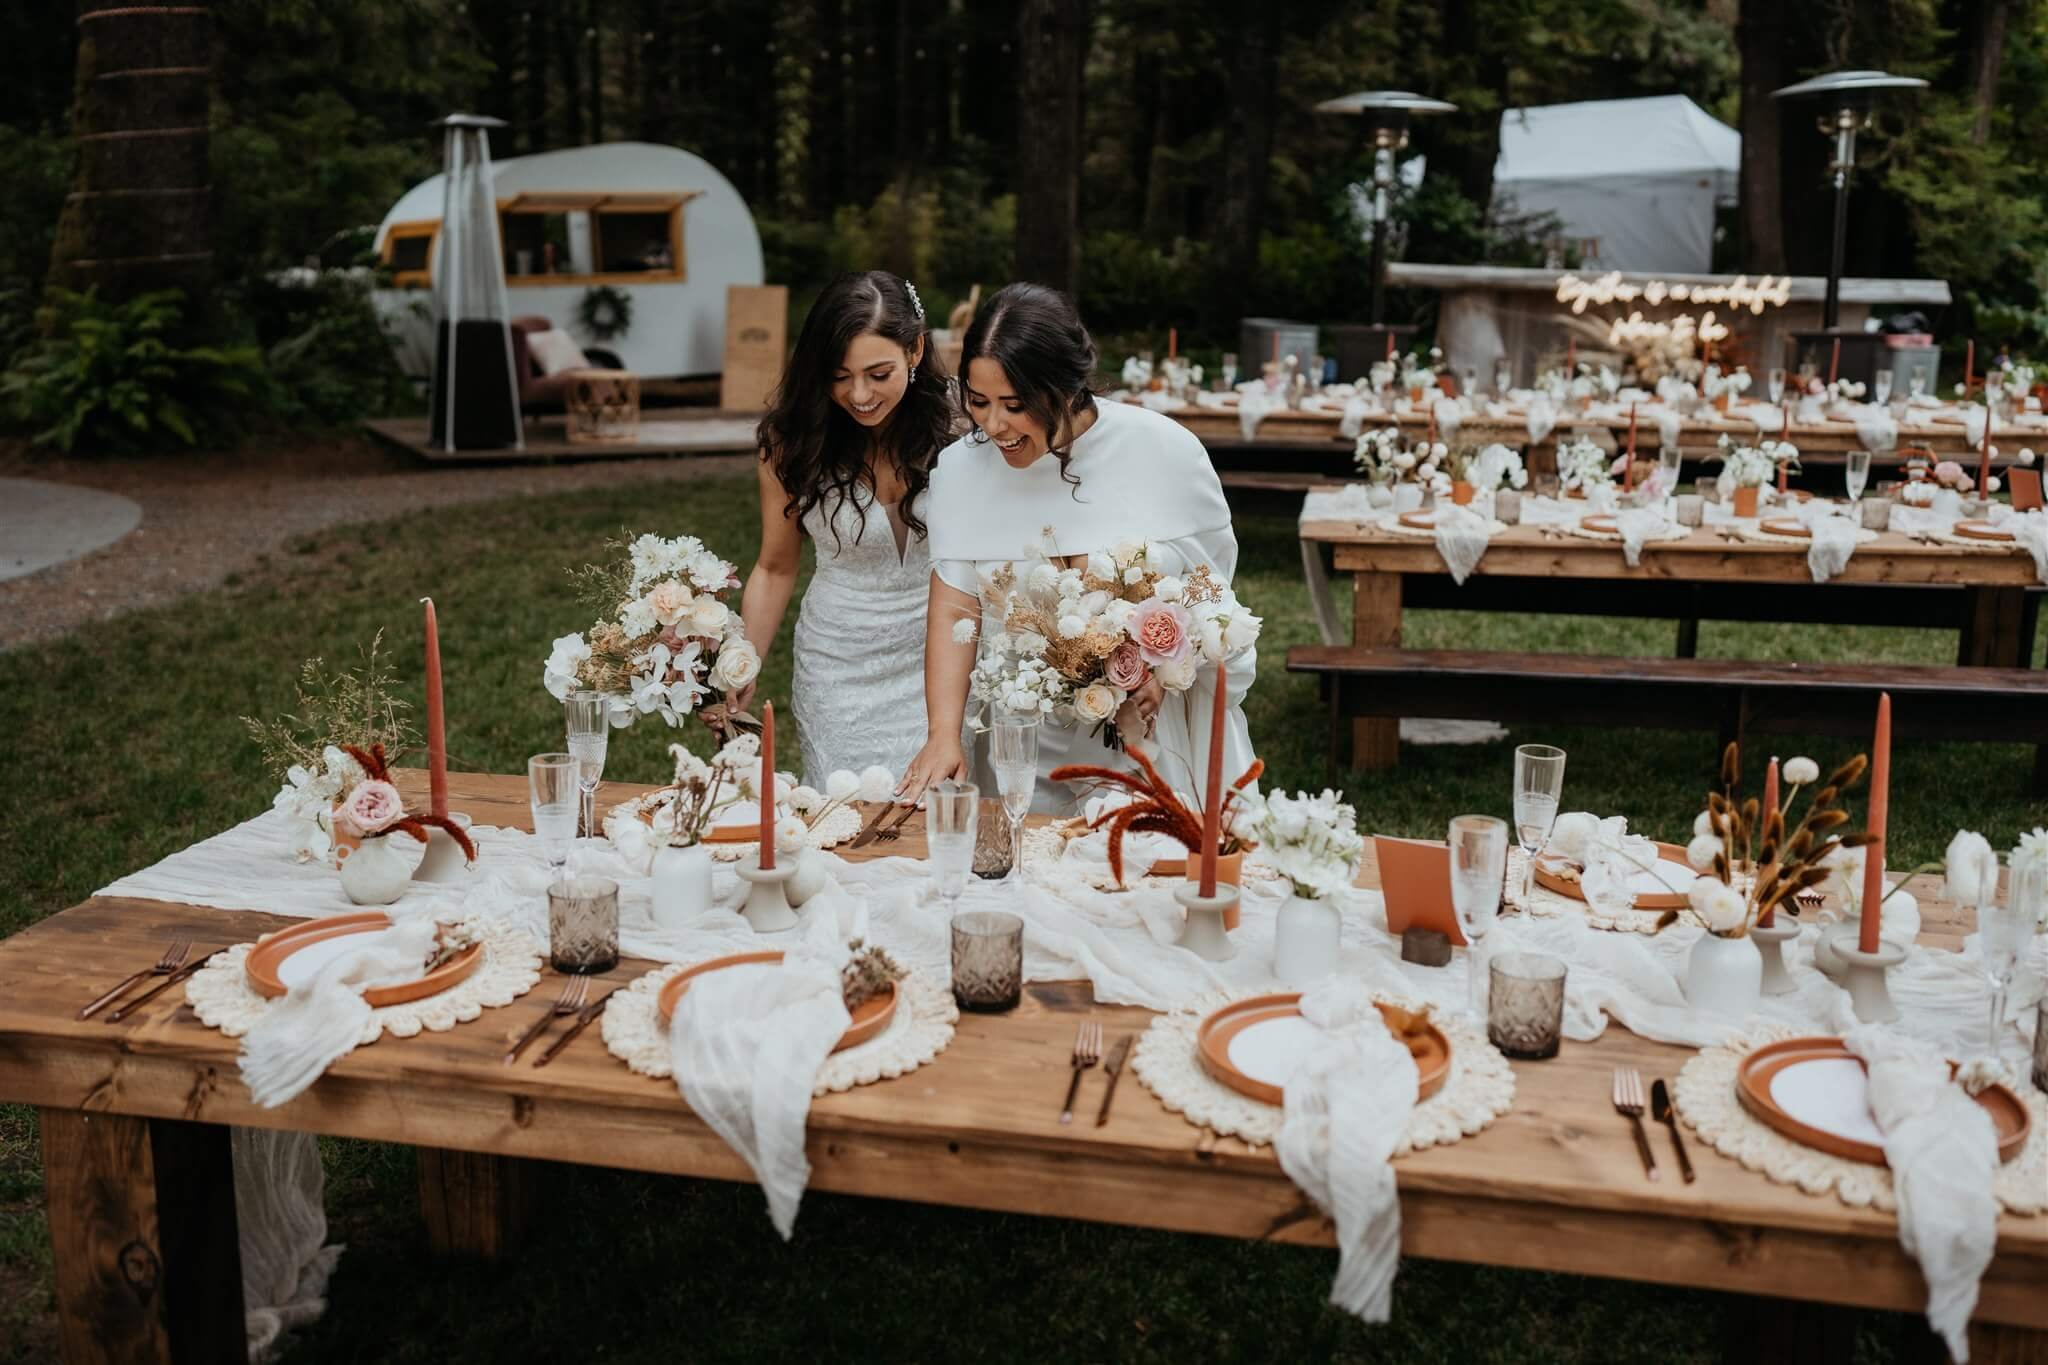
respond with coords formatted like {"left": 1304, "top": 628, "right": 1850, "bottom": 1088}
{"left": 1492, "top": 95, "right": 1740, "bottom": 274}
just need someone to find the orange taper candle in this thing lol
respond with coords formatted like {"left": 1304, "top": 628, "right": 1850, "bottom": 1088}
{"left": 759, "top": 701, "right": 776, "bottom": 870}
{"left": 1779, "top": 400, "right": 1791, "bottom": 494}
{"left": 1199, "top": 660, "right": 1227, "bottom": 898}
{"left": 421, "top": 596, "right": 448, "bottom": 819}
{"left": 1858, "top": 693, "right": 1890, "bottom": 953}
{"left": 1168, "top": 327, "right": 1177, "bottom": 361}
{"left": 1828, "top": 338, "right": 1840, "bottom": 386}
{"left": 1979, "top": 405, "right": 1994, "bottom": 495}
{"left": 1758, "top": 756, "right": 1780, "bottom": 927}
{"left": 1965, "top": 340, "right": 1974, "bottom": 396}
{"left": 1385, "top": 331, "right": 1395, "bottom": 360}
{"left": 1567, "top": 337, "right": 1576, "bottom": 376}
{"left": 1625, "top": 402, "right": 1638, "bottom": 491}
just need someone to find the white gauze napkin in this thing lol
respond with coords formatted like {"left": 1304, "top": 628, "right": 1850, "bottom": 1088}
{"left": 1614, "top": 506, "right": 1673, "bottom": 569}
{"left": 1854, "top": 404, "right": 1899, "bottom": 453}
{"left": 1797, "top": 500, "right": 1861, "bottom": 583}
{"left": 1524, "top": 399, "right": 1557, "bottom": 444}
{"left": 1238, "top": 387, "right": 1281, "bottom": 441}
{"left": 1272, "top": 977, "right": 1420, "bottom": 1323}
{"left": 238, "top": 909, "right": 442, "bottom": 1108}
{"left": 1843, "top": 1024, "right": 2000, "bottom": 1362}
{"left": 1964, "top": 405, "right": 1988, "bottom": 448}
{"left": 1059, "top": 790, "right": 1190, "bottom": 884}
{"left": 2008, "top": 510, "right": 2048, "bottom": 583}
{"left": 1655, "top": 407, "right": 1682, "bottom": 450}
{"left": 1339, "top": 395, "right": 1372, "bottom": 439}
{"left": 1431, "top": 503, "right": 1494, "bottom": 585}
{"left": 668, "top": 912, "right": 852, "bottom": 1239}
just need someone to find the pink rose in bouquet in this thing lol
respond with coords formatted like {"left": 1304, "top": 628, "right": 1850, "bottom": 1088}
{"left": 1104, "top": 640, "right": 1150, "bottom": 692}
{"left": 1130, "top": 598, "right": 1192, "bottom": 667}
{"left": 336, "top": 779, "right": 406, "bottom": 837}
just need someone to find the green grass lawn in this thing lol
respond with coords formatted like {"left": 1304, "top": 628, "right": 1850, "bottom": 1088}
{"left": 1, "top": 468, "right": 2040, "bottom": 1362}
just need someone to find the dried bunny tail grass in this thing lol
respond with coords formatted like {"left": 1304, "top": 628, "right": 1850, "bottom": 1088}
{"left": 1825, "top": 754, "right": 1869, "bottom": 791}
{"left": 1719, "top": 742, "right": 1740, "bottom": 791}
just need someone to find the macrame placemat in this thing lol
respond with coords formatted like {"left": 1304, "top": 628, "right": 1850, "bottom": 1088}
{"left": 1735, "top": 523, "right": 1879, "bottom": 548}
{"left": 1915, "top": 524, "right": 2031, "bottom": 554}
{"left": 1561, "top": 519, "right": 1689, "bottom": 547}
{"left": 1370, "top": 512, "right": 1510, "bottom": 538}
{"left": 601, "top": 958, "right": 956, "bottom": 1094}
{"left": 1130, "top": 987, "right": 1515, "bottom": 1148}
{"left": 1504, "top": 848, "right": 1666, "bottom": 935}
{"left": 185, "top": 918, "right": 544, "bottom": 1043}
{"left": 1673, "top": 1022, "right": 2046, "bottom": 1215}
{"left": 605, "top": 796, "right": 864, "bottom": 863}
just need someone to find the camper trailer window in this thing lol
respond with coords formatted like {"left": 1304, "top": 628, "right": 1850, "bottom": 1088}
{"left": 502, "top": 210, "right": 587, "bottom": 278}
{"left": 382, "top": 221, "right": 437, "bottom": 288}
{"left": 595, "top": 210, "right": 677, "bottom": 276}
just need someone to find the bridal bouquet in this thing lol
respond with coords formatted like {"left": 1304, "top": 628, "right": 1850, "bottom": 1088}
{"left": 964, "top": 535, "right": 1261, "bottom": 747}
{"left": 542, "top": 532, "right": 762, "bottom": 736}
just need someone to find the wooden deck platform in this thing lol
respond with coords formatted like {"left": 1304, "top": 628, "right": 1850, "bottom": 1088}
{"left": 366, "top": 412, "right": 764, "bottom": 463}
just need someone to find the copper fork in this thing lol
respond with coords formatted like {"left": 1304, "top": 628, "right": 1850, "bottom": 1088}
{"left": 79, "top": 939, "right": 191, "bottom": 1020}
{"left": 502, "top": 976, "right": 589, "bottom": 1065}
{"left": 873, "top": 802, "right": 920, "bottom": 844}
{"left": 1059, "top": 1020, "right": 1103, "bottom": 1125}
{"left": 1612, "top": 1067, "right": 1660, "bottom": 1181}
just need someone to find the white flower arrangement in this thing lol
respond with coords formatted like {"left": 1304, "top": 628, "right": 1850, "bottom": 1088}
{"left": 542, "top": 532, "right": 757, "bottom": 734}
{"left": 1120, "top": 355, "right": 1154, "bottom": 390}
{"left": 1537, "top": 364, "right": 1615, "bottom": 405}
{"left": 1455, "top": 442, "right": 1528, "bottom": 494}
{"left": 1713, "top": 434, "right": 1799, "bottom": 490}
{"left": 1354, "top": 428, "right": 1450, "bottom": 493}
{"left": 270, "top": 744, "right": 365, "bottom": 866}
{"left": 1701, "top": 365, "right": 1752, "bottom": 401}
{"left": 1943, "top": 830, "right": 1999, "bottom": 909}
{"left": 1232, "top": 788, "right": 1364, "bottom": 900}
{"left": 1556, "top": 436, "right": 1613, "bottom": 493}
{"left": 1368, "top": 359, "right": 1398, "bottom": 392}
{"left": 1991, "top": 364, "right": 2037, "bottom": 400}
{"left": 1160, "top": 357, "right": 1204, "bottom": 392}
{"left": 1822, "top": 378, "right": 1867, "bottom": 405}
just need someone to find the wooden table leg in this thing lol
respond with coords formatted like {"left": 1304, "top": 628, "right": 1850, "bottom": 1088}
{"left": 1965, "top": 1322, "right": 2048, "bottom": 1364}
{"left": 41, "top": 1108, "right": 246, "bottom": 1365}
{"left": 1958, "top": 587, "right": 2028, "bottom": 667}
{"left": 1720, "top": 1292, "right": 1858, "bottom": 1364}
{"left": 416, "top": 1146, "right": 538, "bottom": 1259}
{"left": 1349, "top": 571, "right": 1403, "bottom": 771}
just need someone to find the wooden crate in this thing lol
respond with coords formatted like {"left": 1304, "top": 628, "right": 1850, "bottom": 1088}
{"left": 720, "top": 284, "right": 788, "bottom": 411}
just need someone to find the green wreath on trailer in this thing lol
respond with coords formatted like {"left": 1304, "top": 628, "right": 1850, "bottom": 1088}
{"left": 576, "top": 284, "right": 633, "bottom": 342}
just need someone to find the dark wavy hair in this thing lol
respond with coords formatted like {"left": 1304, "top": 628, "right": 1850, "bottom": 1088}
{"left": 956, "top": 282, "right": 1098, "bottom": 489}
{"left": 756, "top": 270, "right": 951, "bottom": 548}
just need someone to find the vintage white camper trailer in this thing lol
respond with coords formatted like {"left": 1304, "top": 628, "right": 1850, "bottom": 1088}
{"left": 372, "top": 140, "right": 764, "bottom": 380}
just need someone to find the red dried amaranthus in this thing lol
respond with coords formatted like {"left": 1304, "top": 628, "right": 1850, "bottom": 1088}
{"left": 342, "top": 743, "right": 478, "bottom": 860}
{"left": 1048, "top": 746, "right": 1262, "bottom": 886}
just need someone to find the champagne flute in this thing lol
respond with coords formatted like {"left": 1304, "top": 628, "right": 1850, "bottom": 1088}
{"left": 1449, "top": 815, "right": 1510, "bottom": 1018}
{"left": 1658, "top": 446, "right": 1682, "bottom": 500}
{"left": 1220, "top": 352, "right": 1238, "bottom": 389}
{"left": 1909, "top": 366, "right": 1926, "bottom": 400}
{"left": 990, "top": 711, "right": 1040, "bottom": 883}
{"left": 1874, "top": 369, "right": 1894, "bottom": 407}
{"left": 528, "top": 752, "right": 579, "bottom": 879}
{"left": 1512, "top": 744, "right": 1567, "bottom": 904}
{"left": 1982, "top": 861, "right": 2043, "bottom": 1054}
{"left": 1494, "top": 362, "right": 1513, "bottom": 399}
{"left": 1845, "top": 449, "right": 1872, "bottom": 504}
{"left": 1767, "top": 368, "right": 1786, "bottom": 406}
{"left": 564, "top": 690, "right": 608, "bottom": 840}
{"left": 925, "top": 780, "right": 979, "bottom": 918}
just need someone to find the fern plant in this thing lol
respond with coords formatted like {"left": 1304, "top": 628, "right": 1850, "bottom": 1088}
{"left": 2, "top": 288, "right": 268, "bottom": 452}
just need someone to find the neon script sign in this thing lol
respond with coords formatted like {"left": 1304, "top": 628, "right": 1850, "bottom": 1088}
{"left": 1556, "top": 271, "right": 1793, "bottom": 317}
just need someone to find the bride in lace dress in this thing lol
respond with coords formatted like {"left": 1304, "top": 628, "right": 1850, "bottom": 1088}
{"left": 736, "top": 271, "right": 956, "bottom": 787}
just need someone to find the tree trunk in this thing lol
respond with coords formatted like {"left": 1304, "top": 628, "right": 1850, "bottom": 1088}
{"left": 1210, "top": 1, "right": 1277, "bottom": 321}
{"left": 558, "top": 2, "right": 584, "bottom": 145}
{"left": 523, "top": 3, "right": 547, "bottom": 150}
{"left": 1736, "top": 0, "right": 1786, "bottom": 272}
{"left": 587, "top": 0, "right": 603, "bottom": 144}
{"left": 1963, "top": 0, "right": 2009, "bottom": 145}
{"left": 45, "top": 0, "right": 212, "bottom": 303}
{"left": 1013, "top": 0, "right": 1090, "bottom": 295}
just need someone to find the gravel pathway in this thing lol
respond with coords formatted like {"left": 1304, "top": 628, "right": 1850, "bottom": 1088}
{"left": 0, "top": 436, "right": 752, "bottom": 649}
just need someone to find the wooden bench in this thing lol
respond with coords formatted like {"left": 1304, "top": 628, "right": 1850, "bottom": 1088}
{"left": 1287, "top": 645, "right": 2048, "bottom": 787}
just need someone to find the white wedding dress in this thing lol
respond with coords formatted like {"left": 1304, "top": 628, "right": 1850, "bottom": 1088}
{"left": 792, "top": 489, "right": 931, "bottom": 788}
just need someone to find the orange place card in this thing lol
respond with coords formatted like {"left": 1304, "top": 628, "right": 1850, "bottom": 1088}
{"left": 1375, "top": 836, "right": 1466, "bottom": 946}
{"left": 2010, "top": 467, "right": 2044, "bottom": 512}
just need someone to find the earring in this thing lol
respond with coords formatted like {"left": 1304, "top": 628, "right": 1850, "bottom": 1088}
{"left": 909, "top": 364, "right": 918, "bottom": 384}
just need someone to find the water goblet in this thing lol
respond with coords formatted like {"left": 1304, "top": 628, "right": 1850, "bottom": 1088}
{"left": 565, "top": 690, "right": 608, "bottom": 840}
{"left": 1767, "top": 368, "right": 1786, "bottom": 406}
{"left": 528, "top": 752, "right": 579, "bottom": 879}
{"left": 1657, "top": 446, "right": 1682, "bottom": 495}
{"left": 1845, "top": 449, "right": 1872, "bottom": 504}
{"left": 1909, "top": 366, "right": 1926, "bottom": 400}
{"left": 1494, "top": 363, "right": 1513, "bottom": 398}
{"left": 1220, "top": 352, "right": 1238, "bottom": 389}
{"left": 1874, "top": 369, "right": 1894, "bottom": 407}
{"left": 1449, "top": 815, "right": 1509, "bottom": 1019}
{"left": 925, "top": 780, "right": 979, "bottom": 917}
{"left": 990, "top": 711, "right": 1040, "bottom": 883}
{"left": 1512, "top": 744, "right": 1566, "bottom": 905}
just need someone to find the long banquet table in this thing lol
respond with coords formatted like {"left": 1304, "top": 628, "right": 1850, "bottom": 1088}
{"left": 4, "top": 768, "right": 2043, "bottom": 1363}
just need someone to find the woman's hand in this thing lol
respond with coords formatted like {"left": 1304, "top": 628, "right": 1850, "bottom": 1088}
{"left": 896, "top": 733, "right": 969, "bottom": 807}
{"left": 729, "top": 680, "right": 758, "bottom": 715}
{"left": 1115, "top": 675, "right": 1166, "bottom": 739}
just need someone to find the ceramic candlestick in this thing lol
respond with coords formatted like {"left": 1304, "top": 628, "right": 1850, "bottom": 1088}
{"left": 1174, "top": 882, "right": 1238, "bottom": 962}
{"left": 1749, "top": 917, "right": 1802, "bottom": 996}
{"left": 737, "top": 857, "right": 799, "bottom": 933}
{"left": 1836, "top": 937, "right": 1907, "bottom": 1023}
{"left": 413, "top": 812, "right": 475, "bottom": 883}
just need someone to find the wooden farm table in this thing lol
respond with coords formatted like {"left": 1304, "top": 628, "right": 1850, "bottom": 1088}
{"left": 5, "top": 769, "right": 2043, "bottom": 1362}
{"left": 1298, "top": 515, "right": 2043, "bottom": 767}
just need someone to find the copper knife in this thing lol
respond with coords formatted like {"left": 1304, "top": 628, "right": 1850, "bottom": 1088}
{"left": 1094, "top": 1034, "right": 1134, "bottom": 1127}
{"left": 533, "top": 987, "right": 621, "bottom": 1067}
{"left": 104, "top": 949, "right": 222, "bottom": 1024}
{"left": 847, "top": 802, "right": 895, "bottom": 849}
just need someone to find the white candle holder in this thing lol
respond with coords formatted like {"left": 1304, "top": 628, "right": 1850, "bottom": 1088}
{"left": 1174, "top": 882, "right": 1238, "bottom": 962}
{"left": 736, "top": 857, "right": 799, "bottom": 933}
{"left": 1835, "top": 937, "right": 1907, "bottom": 1023}
{"left": 1749, "top": 917, "right": 1802, "bottom": 996}
{"left": 412, "top": 812, "right": 475, "bottom": 883}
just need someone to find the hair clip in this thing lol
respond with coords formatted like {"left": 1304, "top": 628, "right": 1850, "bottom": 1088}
{"left": 903, "top": 278, "right": 924, "bottom": 321}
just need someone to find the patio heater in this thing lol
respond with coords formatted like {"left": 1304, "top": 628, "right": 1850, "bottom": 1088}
{"left": 428, "top": 113, "right": 523, "bottom": 452}
{"left": 1313, "top": 90, "right": 1456, "bottom": 376}
{"left": 1772, "top": 71, "right": 1925, "bottom": 386}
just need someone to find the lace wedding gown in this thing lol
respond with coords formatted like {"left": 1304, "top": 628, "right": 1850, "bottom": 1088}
{"left": 793, "top": 490, "right": 931, "bottom": 788}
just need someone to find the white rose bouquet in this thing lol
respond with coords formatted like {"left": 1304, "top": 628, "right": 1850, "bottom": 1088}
{"left": 1556, "top": 436, "right": 1613, "bottom": 494}
{"left": 1451, "top": 442, "right": 1529, "bottom": 494}
{"left": 1354, "top": 428, "right": 1451, "bottom": 495}
{"left": 1713, "top": 434, "right": 1799, "bottom": 491}
{"left": 966, "top": 533, "right": 1260, "bottom": 749}
{"left": 1231, "top": 788, "right": 1363, "bottom": 900}
{"left": 543, "top": 532, "right": 761, "bottom": 739}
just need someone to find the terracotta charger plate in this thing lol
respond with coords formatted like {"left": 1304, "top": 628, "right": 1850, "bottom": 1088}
{"left": 1757, "top": 516, "right": 1812, "bottom": 539}
{"left": 702, "top": 800, "right": 773, "bottom": 845}
{"left": 1196, "top": 993, "right": 1450, "bottom": 1107}
{"left": 1953, "top": 519, "right": 2018, "bottom": 544}
{"left": 1579, "top": 513, "right": 1617, "bottom": 534}
{"left": 657, "top": 951, "right": 896, "bottom": 1054}
{"left": 1534, "top": 840, "right": 1695, "bottom": 911}
{"left": 1734, "top": 1036, "right": 2030, "bottom": 1167}
{"left": 1396, "top": 509, "right": 1440, "bottom": 530}
{"left": 245, "top": 911, "right": 484, "bottom": 1008}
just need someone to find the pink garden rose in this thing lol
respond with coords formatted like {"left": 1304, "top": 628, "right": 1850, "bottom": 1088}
{"left": 1103, "top": 640, "right": 1150, "bottom": 692}
{"left": 335, "top": 779, "right": 406, "bottom": 837}
{"left": 1933, "top": 459, "right": 1968, "bottom": 489}
{"left": 1129, "top": 598, "right": 1192, "bottom": 667}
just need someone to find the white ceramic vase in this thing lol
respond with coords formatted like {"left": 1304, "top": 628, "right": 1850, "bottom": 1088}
{"left": 785, "top": 848, "right": 829, "bottom": 909}
{"left": 1686, "top": 931, "right": 1762, "bottom": 1019}
{"left": 338, "top": 835, "right": 411, "bottom": 906}
{"left": 1273, "top": 894, "right": 1341, "bottom": 987}
{"left": 1392, "top": 482, "right": 1424, "bottom": 514}
{"left": 650, "top": 842, "right": 714, "bottom": 930}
